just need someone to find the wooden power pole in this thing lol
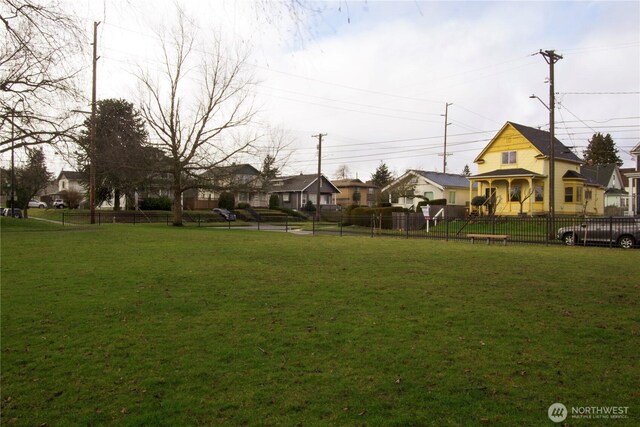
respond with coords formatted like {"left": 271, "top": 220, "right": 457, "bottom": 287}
{"left": 89, "top": 21, "right": 100, "bottom": 224}
{"left": 539, "top": 49, "right": 562, "bottom": 234}
{"left": 312, "top": 133, "right": 327, "bottom": 220}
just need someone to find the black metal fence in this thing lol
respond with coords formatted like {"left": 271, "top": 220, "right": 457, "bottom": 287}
{"left": 59, "top": 211, "right": 639, "bottom": 248}
{"left": 312, "top": 213, "right": 640, "bottom": 248}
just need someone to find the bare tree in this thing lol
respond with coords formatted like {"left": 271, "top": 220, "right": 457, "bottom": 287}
{"left": 257, "top": 126, "right": 293, "bottom": 186}
{"left": 138, "top": 8, "right": 256, "bottom": 225}
{"left": 1, "top": 0, "right": 85, "bottom": 154}
{"left": 334, "top": 164, "right": 351, "bottom": 180}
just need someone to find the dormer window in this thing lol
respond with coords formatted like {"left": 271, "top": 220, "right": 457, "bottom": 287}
{"left": 501, "top": 151, "right": 517, "bottom": 165}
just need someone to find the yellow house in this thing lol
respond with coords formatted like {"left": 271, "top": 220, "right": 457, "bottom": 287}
{"left": 469, "top": 122, "right": 604, "bottom": 216}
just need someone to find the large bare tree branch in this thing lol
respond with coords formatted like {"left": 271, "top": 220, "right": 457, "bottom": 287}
{"left": 1, "top": 0, "right": 85, "bottom": 154}
{"left": 138, "top": 7, "right": 256, "bottom": 225}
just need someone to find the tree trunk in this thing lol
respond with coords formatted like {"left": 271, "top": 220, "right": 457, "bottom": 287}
{"left": 172, "top": 187, "right": 183, "bottom": 226}
{"left": 114, "top": 189, "right": 121, "bottom": 211}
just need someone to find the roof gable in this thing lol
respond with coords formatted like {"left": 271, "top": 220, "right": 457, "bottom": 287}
{"left": 382, "top": 170, "right": 470, "bottom": 193}
{"left": 580, "top": 164, "right": 621, "bottom": 188}
{"left": 57, "top": 170, "right": 84, "bottom": 181}
{"left": 271, "top": 174, "right": 340, "bottom": 193}
{"left": 475, "top": 121, "right": 581, "bottom": 164}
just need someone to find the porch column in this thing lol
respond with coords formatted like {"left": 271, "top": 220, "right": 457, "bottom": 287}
{"left": 507, "top": 179, "right": 512, "bottom": 213}
{"left": 528, "top": 177, "right": 533, "bottom": 214}
{"left": 629, "top": 177, "right": 636, "bottom": 216}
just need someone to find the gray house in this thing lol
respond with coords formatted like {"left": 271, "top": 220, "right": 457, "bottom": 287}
{"left": 580, "top": 163, "right": 628, "bottom": 216}
{"left": 270, "top": 173, "right": 340, "bottom": 211}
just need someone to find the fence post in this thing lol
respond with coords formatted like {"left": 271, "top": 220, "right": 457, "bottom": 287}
{"left": 446, "top": 217, "right": 449, "bottom": 241}
{"left": 406, "top": 212, "right": 409, "bottom": 239}
{"left": 285, "top": 215, "right": 288, "bottom": 233}
{"left": 98, "top": 212, "right": 101, "bottom": 225}
{"left": 340, "top": 212, "right": 343, "bottom": 237}
{"left": 312, "top": 215, "right": 315, "bottom": 235}
{"left": 257, "top": 215, "right": 260, "bottom": 231}
{"left": 371, "top": 214, "right": 374, "bottom": 238}
{"left": 609, "top": 216, "right": 613, "bottom": 249}
{"left": 62, "top": 212, "right": 65, "bottom": 226}
{"left": 133, "top": 212, "right": 136, "bottom": 225}
{"left": 545, "top": 215, "right": 549, "bottom": 246}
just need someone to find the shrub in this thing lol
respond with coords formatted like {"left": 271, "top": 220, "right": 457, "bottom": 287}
{"left": 471, "top": 196, "right": 487, "bottom": 207}
{"left": 269, "top": 193, "right": 280, "bottom": 209}
{"left": 237, "top": 202, "right": 250, "bottom": 209}
{"left": 416, "top": 198, "right": 447, "bottom": 212}
{"left": 303, "top": 200, "right": 316, "bottom": 212}
{"left": 218, "top": 192, "right": 235, "bottom": 210}
{"left": 140, "top": 196, "right": 172, "bottom": 211}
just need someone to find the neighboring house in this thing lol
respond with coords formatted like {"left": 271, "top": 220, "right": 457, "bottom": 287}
{"left": 57, "top": 170, "right": 85, "bottom": 194}
{"left": 270, "top": 173, "right": 340, "bottom": 211}
{"left": 625, "top": 142, "right": 640, "bottom": 216}
{"left": 382, "top": 170, "right": 471, "bottom": 211}
{"left": 184, "top": 164, "right": 268, "bottom": 209}
{"left": 469, "top": 121, "right": 604, "bottom": 216}
{"left": 580, "top": 163, "right": 628, "bottom": 216}
{"left": 333, "top": 179, "right": 379, "bottom": 208}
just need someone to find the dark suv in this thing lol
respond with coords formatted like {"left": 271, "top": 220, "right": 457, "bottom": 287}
{"left": 3, "top": 208, "right": 22, "bottom": 218}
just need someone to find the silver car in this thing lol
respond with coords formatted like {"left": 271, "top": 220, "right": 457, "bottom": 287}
{"left": 28, "top": 199, "right": 47, "bottom": 209}
{"left": 557, "top": 218, "right": 640, "bottom": 249}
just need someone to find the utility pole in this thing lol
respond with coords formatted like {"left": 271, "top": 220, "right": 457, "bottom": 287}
{"left": 539, "top": 49, "right": 562, "bottom": 234}
{"left": 441, "top": 102, "right": 452, "bottom": 173}
{"left": 10, "top": 108, "right": 15, "bottom": 210}
{"left": 312, "top": 133, "right": 327, "bottom": 221}
{"left": 89, "top": 21, "right": 100, "bottom": 224}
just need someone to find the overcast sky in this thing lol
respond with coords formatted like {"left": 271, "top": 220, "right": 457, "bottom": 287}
{"left": 44, "top": 1, "right": 640, "bottom": 178}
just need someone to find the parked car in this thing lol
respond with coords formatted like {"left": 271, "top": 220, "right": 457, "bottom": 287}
{"left": 28, "top": 199, "right": 47, "bottom": 209}
{"left": 557, "top": 218, "right": 640, "bottom": 249}
{"left": 3, "top": 207, "right": 23, "bottom": 218}
{"left": 53, "top": 199, "right": 66, "bottom": 209}
{"left": 213, "top": 208, "right": 236, "bottom": 221}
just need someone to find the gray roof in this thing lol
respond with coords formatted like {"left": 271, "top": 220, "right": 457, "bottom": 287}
{"left": 411, "top": 170, "right": 471, "bottom": 188}
{"left": 332, "top": 178, "right": 378, "bottom": 189}
{"left": 580, "top": 164, "right": 617, "bottom": 187}
{"left": 271, "top": 174, "right": 340, "bottom": 193}
{"left": 57, "top": 170, "right": 84, "bottom": 181}
{"left": 508, "top": 122, "right": 582, "bottom": 163}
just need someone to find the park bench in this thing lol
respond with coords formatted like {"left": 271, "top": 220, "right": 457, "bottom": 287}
{"left": 467, "top": 233, "right": 510, "bottom": 245}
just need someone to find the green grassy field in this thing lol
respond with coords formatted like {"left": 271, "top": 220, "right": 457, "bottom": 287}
{"left": 1, "top": 218, "right": 639, "bottom": 426}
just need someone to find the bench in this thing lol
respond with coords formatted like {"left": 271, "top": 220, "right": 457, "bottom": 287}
{"left": 467, "top": 233, "right": 510, "bottom": 245}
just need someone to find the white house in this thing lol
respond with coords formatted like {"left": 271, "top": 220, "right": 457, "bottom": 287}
{"left": 382, "top": 170, "right": 472, "bottom": 210}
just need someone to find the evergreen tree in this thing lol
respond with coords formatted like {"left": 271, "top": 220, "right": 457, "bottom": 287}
{"left": 370, "top": 162, "right": 393, "bottom": 187}
{"left": 76, "top": 99, "right": 150, "bottom": 210}
{"left": 462, "top": 164, "right": 471, "bottom": 176}
{"left": 583, "top": 132, "right": 622, "bottom": 166}
{"left": 15, "top": 148, "right": 52, "bottom": 218}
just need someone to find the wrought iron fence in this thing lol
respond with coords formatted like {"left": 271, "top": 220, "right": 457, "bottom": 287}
{"left": 312, "top": 213, "right": 640, "bottom": 248}
{"left": 58, "top": 211, "right": 639, "bottom": 248}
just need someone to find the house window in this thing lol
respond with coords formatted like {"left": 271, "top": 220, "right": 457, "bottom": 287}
{"left": 424, "top": 191, "right": 434, "bottom": 201}
{"left": 535, "top": 186, "right": 544, "bottom": 202}
{"left": 448, "top": 191, "right": 456, "bottom": 204}
{"left": 501, "top": 151, "right": 517, "bottom": 165}
{"left": 576, "top": 187, "right": 583, "bottom": 203}
{"left": 565, "top": 186, "right": 573, "bottom": 203}
{"left": 283, "top": 193, "right": 290, "bottom": 202}
{"left": 510, "top": 186, "right": 521, "bottom": 202}
{"left": 585, "top": 189, "right": 593, "bottom": 200}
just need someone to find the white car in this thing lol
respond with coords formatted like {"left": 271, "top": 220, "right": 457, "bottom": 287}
{"left": 53, "top": 199, "right": 66, "bottom": 209}
{"left": 28, "top": 199, "right": 47, "bottom": 209}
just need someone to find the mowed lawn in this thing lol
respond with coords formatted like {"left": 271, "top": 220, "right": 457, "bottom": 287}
{"left": 1, "top": 219, "right": 639, "bottom": 426}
